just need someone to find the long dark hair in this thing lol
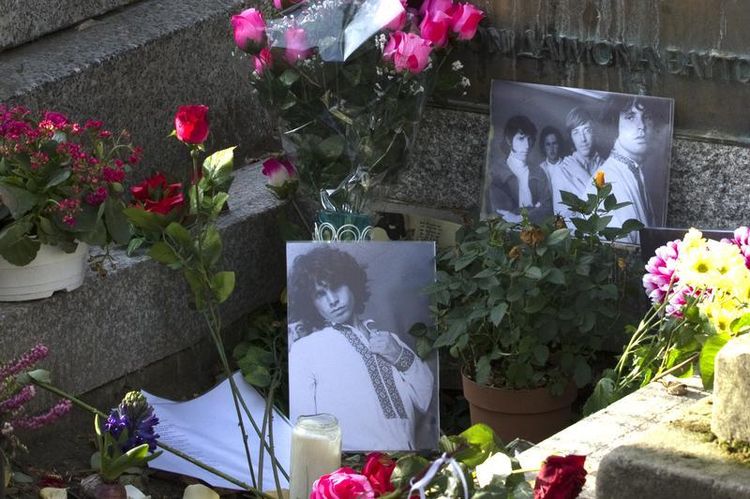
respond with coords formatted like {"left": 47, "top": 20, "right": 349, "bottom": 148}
{"left": 288, "top": 246, "right": 370, "bottom": 333}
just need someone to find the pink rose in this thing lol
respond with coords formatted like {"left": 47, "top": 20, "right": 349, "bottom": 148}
{"left": 231, "top": 8, "right": 267, "bottom": 53}
{"left": 385, "top": 0, "right": 408, "bottom": 31}
{"left": 253, "top": 47, "right": 273, "bottom": 74}
{"left": 284, "top": 27, "right": 312, "bottom": 64}
{"left": 419, "top": 9, "right": 451, "bottom": 47}
{"left": 174, "top": 105, "right": 209, "bottom": 145}
{"left": 310, "top": 467, "right": 375, "bottom": 499}
{"left": 383, "top": 32, "right": 433, "bottom": 73}
{"left": 419, "top": 0, "right": 454, "bottom": 17}
{"left": 450, "top": 3, "right": 483, "bottom": 40}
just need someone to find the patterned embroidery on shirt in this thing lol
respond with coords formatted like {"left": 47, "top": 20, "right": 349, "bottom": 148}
{"left": 394, "top": 348, "right": 415, "bottom": 372}
{"left": 331, "top": 324, "right": 407, "bottom": 419}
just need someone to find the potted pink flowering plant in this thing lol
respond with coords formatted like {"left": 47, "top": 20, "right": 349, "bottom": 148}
{"left": 231, "top": 0, "right": 483, "bottom": 237}
{"left": 0, "top": 106, "right": 141, "bottom": 300}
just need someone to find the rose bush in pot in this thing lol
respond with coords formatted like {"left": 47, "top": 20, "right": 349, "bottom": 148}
{"left": 414, "top": 174, "right": 642, "bottom": 441}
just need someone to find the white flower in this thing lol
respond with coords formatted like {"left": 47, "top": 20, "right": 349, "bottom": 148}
{"left": 475, "top": 452, "right": 513, "bottom": 488}
{"left": 375, "top": 33, "right": 387, "bottom": 51}
{"left": 460, "top": 76, "right": 471, "bottom": 88}
{"left": 451, "top": 60, "right": 464, "bottom": 71}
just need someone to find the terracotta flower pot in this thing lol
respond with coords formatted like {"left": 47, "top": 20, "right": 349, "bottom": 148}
{"left": 462, "top": 373, "right": 577, "bottom": 444}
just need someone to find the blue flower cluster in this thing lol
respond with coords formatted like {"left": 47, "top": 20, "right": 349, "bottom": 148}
{"left": 103, "top": 391, "right": 159, "bottom": 453}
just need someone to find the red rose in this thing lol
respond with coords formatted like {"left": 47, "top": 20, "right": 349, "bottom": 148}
{"left": 174, "top": 105, "right": 209, "bottom": 145}
{"left": 361, "top": 452, "right": 396, "bottom": 495}
{"left": 533, "top": 454, "right": 587, "bottom": 499}
{"left": 130, "top": 172, "right": 185, "bottom": 215}
{"left": 310, "top": 467, "right": 375, "bottom": 499}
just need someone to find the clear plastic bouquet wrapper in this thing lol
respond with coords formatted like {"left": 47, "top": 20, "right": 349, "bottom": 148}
{"left": 232, "top": 0, "right": 483, "bottom": 237}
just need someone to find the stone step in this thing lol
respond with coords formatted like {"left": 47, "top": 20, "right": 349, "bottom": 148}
{"left": 0, "top": 164, "right": 287, "bottom": 397}
{"left": 0, "top": 0, "right": 275, "bottom": 183}
{"left": 0, "top": 0, "right": 137, "bottom": 53}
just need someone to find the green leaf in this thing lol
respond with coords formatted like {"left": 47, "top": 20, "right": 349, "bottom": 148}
{"left": 524, "top": 266, "right": 542, "bottom": 280}
{"left": 490, "top": 303, "right": 508, "bottom": 326}
{"left": 44, "top": 168, "right": 71, "bottom": 189}
{"left": 279, "top": 69, "right": 300, "bottom": 86}
{"left": 0, "top": 182, "right": 39, "bottom": 219}
{"left": 104, "top": 198, "right": 131, "bottom": 245}
{"left": 390, "top": 455, "right": 430, "bottom": 490}
{"left": 317, "top": 135, "right": 345, "bottom": 159}
{"left": 243, "top": 364, "right": 272, "bottom": 387}
{"left": 475, "top": 356, "right": 491, "bottom": 385}
{"left": 620, "top": 218, "right": 645, "bottom": 233}
{"left": 202, "top": 147, "right": 235, "bottom": 180}
{"left": 200, "top": 225, "right": 222, "bottom": 267}
{"left": 123, "top": 207, "right": 167, "bottom": 232}
{"left": 546, "top": 268, "right": 566, "bottom": 285}
{"left": 126, "top": 237, "right": 145, "bottom": 256}
{"left": 211, "top": 192, "right": 229, "bottom": 218}
{"left": 582, "top": 375, "right": 617, "bottom": 416}
{"left": 0, "top": 222, "right": 40, "bottom": 266}
{"left": 532, "top": 345, "right": 549, "bottom": 365}
{"left": 699, "top": 333, "right": 730, "bottom": 388}
{"left": 211, "top": 271, "right": 235, "bottom": 303}
{"left": 165, "top": 222, "right": 193, "bottom": 253}
{"left": 148, "top": 241, "right": 179, "bottom": 265}
{"left": 453, "top": 423, "right": 503, "bottom": 467}
{"left": 546, "top": 228, "right": 569, "bottom": 246}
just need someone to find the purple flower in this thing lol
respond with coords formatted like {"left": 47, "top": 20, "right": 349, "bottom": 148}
{"left": 0, "top": 344, "right": 49, "bottom": 382}
{"left": 102, "top": 391, "right": 160, "bottom": 453}
{"left": 11, "top": 399, "right": 72, "bottom": 430}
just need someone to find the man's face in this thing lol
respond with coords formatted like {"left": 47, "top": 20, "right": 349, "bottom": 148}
{"left": 570, "top": 122, "right": 593, "bottom": 158}
{"left": 510, "top": 131, "right": 532, "bottom": 161}
{"left": 313, "top": 281, "right": 355, "bottom": 324}
{"left": 543, "top": 133, "right": 560, "bottom": 162}
{"left": 618, "top": 104, "right": 653, "bottom": 158}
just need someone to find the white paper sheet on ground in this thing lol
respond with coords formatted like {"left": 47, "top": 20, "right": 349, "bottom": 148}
{"left": 142, "top": 371, "right": 291, "bottom": 491}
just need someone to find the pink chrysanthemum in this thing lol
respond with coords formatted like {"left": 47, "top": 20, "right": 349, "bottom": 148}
{"left": 642, "top": 239, "right": 681, "bottom": 305}
{"left": 722, "top": 226, "right": 750, "bottom": 270}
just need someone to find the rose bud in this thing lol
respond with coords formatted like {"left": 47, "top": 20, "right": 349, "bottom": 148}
{"left": 174, "top": 105, "right": 209, "bottom": 145}
{"left": 594, "top": 170, "right": 606, "bottom": 188}
{"left": 419, "top": 0, "right": 454, "bottom": 17}
{"left": 450, "top": 3, "right": 483, "bottom": 40}
{"left": 261, "top": 156, "right": 298, "bottom": 199}
{"left": 231, "top": 8, "right": 267, "bottom": 54}
{"left": 361, "top": 452, "right": 396, "bottom": 495}
{"left": 420, "top": 9, "right": 451, "bottom": 47}
{"left": 533, "top": 454, "right": 587, "bottom": 499}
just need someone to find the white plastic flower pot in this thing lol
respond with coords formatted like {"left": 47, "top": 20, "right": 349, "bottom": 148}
{"left": 0, "top": 243, "right": 89, "bottom": 301}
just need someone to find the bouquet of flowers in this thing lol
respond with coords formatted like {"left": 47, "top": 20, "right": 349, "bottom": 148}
{"left": 0, "top": 106, "right": 141, "bottom": 265}
{"left": 584, "top": 227, "right": 750, "bottom": 414}
{"left": 231, "top": 0, "right": 483, "bottom": 224}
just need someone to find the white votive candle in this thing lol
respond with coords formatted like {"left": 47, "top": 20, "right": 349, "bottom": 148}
{"left": 289, "top": 414, "right": 342, "bottom": 499}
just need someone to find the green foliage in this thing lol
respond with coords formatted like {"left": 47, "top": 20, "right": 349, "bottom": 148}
{"left": 0, "top": 110, "right": 140, "bottom": 263}
{"left": 232, "top": 303, "right": 289, "bottom": 414}
{"left": 124, "top": 149, "right": 235, "bottom": 313}
{"left": 419, "top": 181, "right": 641, "bottom": 392}
{"left": 93, "top": 414, "right": 161, "bottom": 482}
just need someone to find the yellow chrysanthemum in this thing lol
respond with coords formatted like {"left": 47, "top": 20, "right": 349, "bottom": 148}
{"left": 677, "top": 245, "right": 715, "bottom": 290}
{"left": 705, "top": 239, "right": 748, "bottom": 292}
{"left": 700, "top": 296, "right": 744, "bottom": 335}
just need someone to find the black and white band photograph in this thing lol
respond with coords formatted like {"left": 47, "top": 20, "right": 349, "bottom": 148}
{"left": 286, "top": 242, "right": 439, "bottom": 451}
{"left": 482, "top": 80, "right": 674, "bottom": 244}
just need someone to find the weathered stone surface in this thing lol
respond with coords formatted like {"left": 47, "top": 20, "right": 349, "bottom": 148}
{"left": 0, "top": 165, "right": 286, "bottom": 397}
{"left": 597, "top": 398, "right": 750, "bottom": 499}
{"left": 0, "top": 0, "right": 275, "bottom": 186}
{"left": 0, "top": 0, "right": 137, "bottom": 53}
{"left": 712, "top": 335, "right": 750, "bottom": 443}
{"left": 384, "top": 106, "right": 750, "bottom": 232}
{"left": 518, "top": 377, "right": 709, "bottom": 498}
